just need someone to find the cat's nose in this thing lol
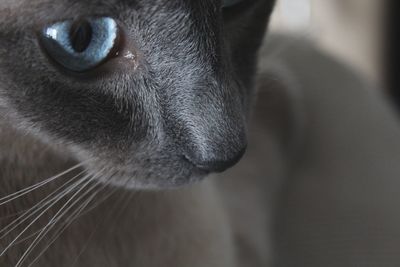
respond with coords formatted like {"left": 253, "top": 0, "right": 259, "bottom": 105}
{"left": 185, "top": 145, "right": 246, "bottom": 173}
{"left": 183, "top": 124, "right": 247, "bottom": 173}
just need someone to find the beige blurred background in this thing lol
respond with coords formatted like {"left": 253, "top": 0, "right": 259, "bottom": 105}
{"left": 269, "top": 0, "right": 384, "bottom": 85}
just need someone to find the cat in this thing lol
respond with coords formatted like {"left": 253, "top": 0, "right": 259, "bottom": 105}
{"left": 3, "top": 1, "right": 400, "bottom": 267}
{"left": 0, "top": 0, "right": 276, "bottom": 266}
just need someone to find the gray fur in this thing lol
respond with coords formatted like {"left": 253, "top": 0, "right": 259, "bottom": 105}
{"left": 0, "top": 0, "right": 275, "bottom": 266}
{"left": 3, "top": 1, "right": 400, "bottom": 267}
{"left": 0, "top": 0, "right": 274, "bottom": 189}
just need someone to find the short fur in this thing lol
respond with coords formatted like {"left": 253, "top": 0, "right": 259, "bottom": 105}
{"left": 0, "top": 0, "right": 276, "bottom": 266}
{"left": 0, "top": 0, "right": 274, "bottom": 189}
{"left": 3, "top": 1, "right": 400, "bottom": 267}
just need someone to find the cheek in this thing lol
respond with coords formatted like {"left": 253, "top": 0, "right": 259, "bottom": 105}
{"left": 0, "top": 32, "right": 152, "bottom": 148}
{"left": 14, "top": 83, "right": 152, "bottom": 147}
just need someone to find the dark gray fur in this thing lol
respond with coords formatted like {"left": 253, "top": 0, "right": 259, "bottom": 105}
{"left": 0, "top": 1, "right": 276, "bottom": 266}
{"left": 0, "top": 0, "right": 275, "bottom": 189}
{"left": 4, "top": 2, "right": 400, "bottom": 267}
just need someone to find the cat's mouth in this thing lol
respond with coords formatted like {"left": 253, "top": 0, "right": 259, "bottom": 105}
{"left": 77, "top": 151, "right": 212, "bottom": 190}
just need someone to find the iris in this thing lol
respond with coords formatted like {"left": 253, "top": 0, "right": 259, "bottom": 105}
{"left": 41, "top": 17, "right": 119, "bottom": 72}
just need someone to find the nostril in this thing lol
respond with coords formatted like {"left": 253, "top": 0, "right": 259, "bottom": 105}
{"left": 184, "top": 146, "right": 247, "bottom": 173}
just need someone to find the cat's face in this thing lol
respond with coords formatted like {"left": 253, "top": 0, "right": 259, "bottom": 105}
{"left": 0, "top": 0, "right": 275, "bottom": 189}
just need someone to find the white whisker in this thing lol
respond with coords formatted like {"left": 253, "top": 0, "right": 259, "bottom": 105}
{"left": 11, "top": 170, "right": 116, "bottom": 248}
{"left": 0, "top": 170, "right": 86, "bottom": 239}
{"left": 0, "top": 172, "right": 91, "bottom": 257}
{"left": 0, "top": 161, "right": 88, "bottom": 206}
{"left": 71, "top": 178, "right": 126, "bottom": 267}
{"left": 68, "top": 172, "right": 122, "bottom": 220}
{"left": 14, "top": 169, "right": 106, "bottom": 267}
{"left": 27, "top": 174, "right": 115, "bottom": 267}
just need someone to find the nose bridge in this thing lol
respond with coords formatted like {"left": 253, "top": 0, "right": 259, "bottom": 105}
{"left": 177, "top": 78, "right": 248, "bottom": 172}
{"left": 190, "top": 111, "right": 247, "bottom": 168}
{"left": 139, "top": 3, "right": 245, "bottom": 171}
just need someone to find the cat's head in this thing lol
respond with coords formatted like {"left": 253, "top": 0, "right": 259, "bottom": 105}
{"left": 0, "top": 0, "right": 275, "bottom": 189}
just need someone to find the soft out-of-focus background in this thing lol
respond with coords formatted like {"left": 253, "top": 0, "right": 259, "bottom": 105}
{"left": 262, "top": 3, "right": 400, "bottom": 266}
{"left": 268, "top": 0, "right": 384, "bottom": 86}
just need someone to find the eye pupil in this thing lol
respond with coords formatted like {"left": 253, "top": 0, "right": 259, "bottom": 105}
{"left": 70, "top": 20, "right": 93, "bottom": 53}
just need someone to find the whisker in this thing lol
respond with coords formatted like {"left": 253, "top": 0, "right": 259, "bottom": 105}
{"left": 67, "top": 173, "right": 123, "bottom": 221}
{"left": 9, "top": 170, "right": 117, "bottom": 248}
{"left": 0, "top": 170, "right": 86, "bottom": 239}
{"left": 27, "top": 173, "right": 116, "bottom": 267}
{"left": 0, "top": 210, "right": 26, "bottom": 222}
{"left": 71, "top": 173, "right": 137, "bottom": 266}
{"left": 0, "top": 172, "right": 92, "bottom": 257}
{"left": 0, "top": 161, "right": 88, "bottom": 206}
{"left": 69, "top": 223, "right": 99, "bottom": 267}
{"left": 71, "top": 191, "right": 127, "bottom": 266}
{"left": 14, "top": 169, "right": 107, "bottom": 267}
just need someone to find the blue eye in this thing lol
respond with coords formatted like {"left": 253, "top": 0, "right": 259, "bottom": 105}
{"left": 222, "top": 0, "right": 244, "bottom": 8}
{"left": 41, "top": 17, "right": 119, "bottom": 72}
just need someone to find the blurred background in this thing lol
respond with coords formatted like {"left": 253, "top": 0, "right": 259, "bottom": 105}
{"left": 263, "top": 2, "right": 400, "bottom": 266}
{"left": 269, "top": 0, "right": 384, "bottom": 86}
